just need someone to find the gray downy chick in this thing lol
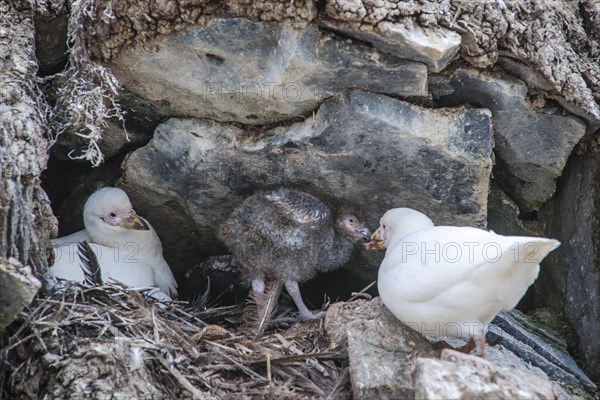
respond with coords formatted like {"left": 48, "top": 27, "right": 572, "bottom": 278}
{"left": 218, "top": 188, "right": 371, "bottom": 335}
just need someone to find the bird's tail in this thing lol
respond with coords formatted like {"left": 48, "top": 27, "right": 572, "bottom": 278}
{"left": 243, "top": 280, "right": 283, "bottom": 338}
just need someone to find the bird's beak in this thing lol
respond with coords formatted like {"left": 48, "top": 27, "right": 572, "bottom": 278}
{"left": 364, "top": 227, "right": 385, "bottom": 250}
{"left": 355, "top": 226, "right": 372, "bottom": 241}
{"left": 121, "top": 215, "right": 150, "bottom": 231}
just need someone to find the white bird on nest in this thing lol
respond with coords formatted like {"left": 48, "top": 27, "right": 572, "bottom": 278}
{"left": 366, "top": 207, "right": 560, "bottom": 357}
{"left": 48, "top": 187, "right": 177, "bottom": 300}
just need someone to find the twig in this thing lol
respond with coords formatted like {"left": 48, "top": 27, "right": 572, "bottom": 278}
{"left": 158, "top": 357, "right": 212, "bottom": 399}
{"left": 348, "top": 281, "right": 376, "bottom": 301}
{"left": 325, "top": 367, "right": 350, "bottom": 400}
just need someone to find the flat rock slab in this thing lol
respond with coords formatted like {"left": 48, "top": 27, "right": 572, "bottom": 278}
{"left": 0, "top": 260, "right": 41, "bottom": 328}
{"left": 320, "top": 16, "right": 460, "bottom": 72}
{"left": 413, "top": 349, "right": 557, "bottom": 400}
{"left": 540, "top": 135, "right": 600, "bottom": 384}
{"left": 431, "top": 68, "right": 587, "bottom": 212}
{"left": 120, "top": 90, "right": 493, "bottom": 275}
{"left": 110, "top": 18, "right": 428, "bottom": 125}
{"left": 325, "top": 298, "right": 436, "bottom": 399}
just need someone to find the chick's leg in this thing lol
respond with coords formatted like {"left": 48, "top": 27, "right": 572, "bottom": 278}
{"left": 285, "top": 279, "right": 325, "bottom": 321}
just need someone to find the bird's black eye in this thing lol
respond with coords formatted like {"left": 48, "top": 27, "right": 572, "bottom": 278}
{"left": 109, "top": 212, "right": 117, "bottom": 218}
{"left": 348, "top": 218, "right": 354, "bottom": 224}
{"left": 382, "top": 224, "right": 386, "bottom": 229}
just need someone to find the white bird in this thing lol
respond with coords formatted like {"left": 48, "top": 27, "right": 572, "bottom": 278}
{"left": 49, "top": 187, "right": 177, "bottom": 298}
{"left": 367, "top": 208, "right": 560, "bottom": 357}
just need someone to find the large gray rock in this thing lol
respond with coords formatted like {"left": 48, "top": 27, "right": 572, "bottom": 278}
{"left": 119, "top": 90, "right": 494, "bottom": 277}
{"left": 0, "top": 260, "right": 41, "bottom": 328}
{"left": 50, "top": 120, "right": 150, "bottom": 162}
{"left": 110, "top": 18, "right": 428, "bottom": 126}
{"left": 431, "top": 68, "right": 587, "bottom": 212}
{"left": 539, "top": 135, "right": 600, "bottom": 384}
{"left": 325, "top": 298, "right": 594, "bottom": 400}
{"left": 320, "top": 16, "right": 461, "bottom": 72}
{"left": 497, "top": 57, "right": 600, "bottom": 132}
{"left": 325, "top": 298, "right": 436, "bottom": 399}
{"left": 489, "top": 311, "right": 597, "bottom": 394}
{"left": 413, "top": 349, "right": 556, "bottom": 400}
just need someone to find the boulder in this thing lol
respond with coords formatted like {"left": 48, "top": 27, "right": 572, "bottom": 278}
{"left": 119, "top": 90, "right": 494, "bottom": 278}
{"left": 33, "top": 4, "right": 68, "bottom": 76}
{"left": 325, "top": 298, "right": 436, "bottom": 399}
{"left": 431, "top": 68, "right": 587, "bottom": 212}
{"left": 413, "top": 349, "right": 556, "bottom": 400}
{"left": 497, "top": 57, "right": 600, "bottom": 132}
{"left": 109, "top": 18, "right": 428, "bottom": 125}
{"left": 0, "top": 260, "right": 41, "bottom": 328}
{"left": 489, "top": 311, "right": 597, "bottom": 394}
{"left": 320, "top": 14, "right": 461, "bottom": 72}
{"left": 486, "top": 181, "right": 541, "bottom": 237}
{"left": 539, "top": 134, "right": 600, "bottom": 383}
{"left": 50, "top": 120, "right": 150, "bottom": 162}
{"left": 325, "top": 298, "right": 596, "bottom": 399}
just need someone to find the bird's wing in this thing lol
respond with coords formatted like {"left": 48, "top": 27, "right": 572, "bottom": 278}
{"left": 264, "top": 190, "right": 330, "bottom": 226}
{"left": 49, "top": 243, "right": 159, "bottom": 289}
{"left": 51, "top": 229, "right": 90, "bottom": 247}
{"left": 380, "top": 227, "right": 557, "bottom": 311}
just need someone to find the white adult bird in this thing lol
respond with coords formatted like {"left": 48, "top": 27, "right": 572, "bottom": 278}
{"left": 49, "top": 187, "right": 177, "bottom": 298}
{"left": 367, "top": 208, "right": 560, "bottom": 357}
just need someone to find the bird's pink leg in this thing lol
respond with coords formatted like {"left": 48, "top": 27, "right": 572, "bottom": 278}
{"left": 252, "top": 277, "right": 265, "bottom": 294}
{"left": 285, "top": 279, "right": 325, "bottom": 321}
{"left": 474, "top": 335, "right": 486, "bottom": 358}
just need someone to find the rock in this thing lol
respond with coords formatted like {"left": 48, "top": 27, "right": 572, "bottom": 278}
{"left": 50, "top": 120, "right": 150, "bottom": 162}
{"left": 431, "top": 68, "right": 587, "bottom": 212}
{"left": 325, "top": 298, "right": 596, "bottom": 399}
{"left": 487, "top": 181, "right": 541, "bottom": 237}
{"left": 120, "top": 90, "right": 494, "bottom": 277}
{"left": 0, "top": 260, "right": 41, "bottom": 328}
{"left": 539, "top": 134, "right": 600, "bottom": 383}
{"left": 488, "top": 311, "right": 597, "bottom": 394}
{"left": 325, "top": 298, "right": 436, "bottom": 399}
{"left": 109, "top": 18, "right": 428, "bottom": 125}
{"left": 413, "top": 349, "right": 557, "bottom": 400}
{"left": 498, "top": 57, "right": 600, "bottom": 132}
{"left": 320, "top": 17, "right": 461, "bottom": 72}
{"left": 33, "top": 5, "right": 68, "bottom": 76}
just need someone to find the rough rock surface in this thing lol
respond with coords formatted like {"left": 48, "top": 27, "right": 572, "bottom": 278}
{"left": 110, "top": 18, "right": 428, "bottom": 125}
{"left": 28, "top": 341, "right": 165, "bottom": 399}
{"left": 51, "top": 120, "right": 150, "bottom": 162}
{"left": 539, "top": 134, "right": 600, "bottom": 383}
{"left": 325, "top": 298, "right": 436, "bottom": 399}
{"left": 33, "top": 1, "right": 68, "bottom": 76}
{"left": 431, "top": 68, "right": 587, "bottom": 212}
{"left": 326, "top": 298, "right": 596, "bottom": 399}
{"left": 1, "top": 1, "right": 58, "bottom": 327}
{"left": 83, "top": 0, "right": 318, "bottom": 62}
{"left": 413, "top": 349, "right": 556, "bottom": 400}
{"left": 321, "top": 0, "right": 600, "bottom": 123}
{"left": 487, "top": 181, "right": 540, "bottom": 237}
{"left": 119, "top": 90, "right": 493, "bottom": 277}
{"left": 0, "top": 261, "right": 41, "bottom": 328}
{"left": 489, "top": 311, "right": 597, "bottom": 394}
{"left": 320, "top": 15, "right": 461, "bottom": 72}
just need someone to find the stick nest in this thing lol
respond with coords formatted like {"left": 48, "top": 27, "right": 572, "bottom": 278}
{"left": 0, "top": 283, "right": 350, "bottom": 399}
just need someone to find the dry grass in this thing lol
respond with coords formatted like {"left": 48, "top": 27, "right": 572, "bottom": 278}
{"left": 0, "top": 282, "right": 350, "bottom": 399}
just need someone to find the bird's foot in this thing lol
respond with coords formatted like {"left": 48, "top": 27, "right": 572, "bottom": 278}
{"left": 432, "top": 338, "right": 477, "bottom": 355}
{"left": 270, "top": 316, "right": 298, "bottom": 328}
{"left": 298, "top": 310, "right": 326, "bottom": 322}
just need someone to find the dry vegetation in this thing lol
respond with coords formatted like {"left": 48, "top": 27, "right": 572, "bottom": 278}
{"left": 0, "top": 283, "right": 350, "bottom": 399}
